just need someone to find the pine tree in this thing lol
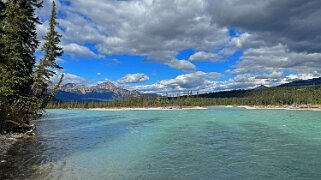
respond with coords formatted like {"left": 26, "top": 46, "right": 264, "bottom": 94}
{"left": 0, "top": 0, "right": 6, "bottom": 122}
{"left": 0, "top": 0, "right": 42, "bottom": 126}
{"left": 0, "top": 0, "right": 7, "bottom": 82}
{"left": 0, "top": 0, "right": 6, "bottom": 72}
{"left": 33, "top": 1, "right": 64, "bottom": 109}
{"left": 0, "top": 1, "right": 5, "bottom": 31}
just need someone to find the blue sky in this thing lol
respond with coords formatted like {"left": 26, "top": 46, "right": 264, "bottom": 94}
{"left": 37, "top": 0, "right": 321, "bottom": 94}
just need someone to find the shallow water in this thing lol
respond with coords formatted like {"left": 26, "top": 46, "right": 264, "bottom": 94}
{"left": 1, "top": 107, "right": 321, "bottom": 179}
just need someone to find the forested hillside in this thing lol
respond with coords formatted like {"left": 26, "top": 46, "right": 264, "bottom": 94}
{"left": 278, "top": 77, "right": 321, "bottom": 87}
{"left": 47, "top": 85, "right": 321, "bottom": 108}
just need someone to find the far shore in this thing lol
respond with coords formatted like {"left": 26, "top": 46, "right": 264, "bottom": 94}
{"left": 86, "top": 106, "right": 208, "bottom": 111}
{"left": 233, "top": 105, "right": 321, "bottom": 111}
{"left": 77, "top": 105, "right": 321, "bottom": 111}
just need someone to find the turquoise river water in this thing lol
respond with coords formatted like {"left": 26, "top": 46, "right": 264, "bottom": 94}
{"left": 1, "top": 107, "right": 321, "bottom": 179}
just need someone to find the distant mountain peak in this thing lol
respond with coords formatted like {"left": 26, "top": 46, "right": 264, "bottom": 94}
{"left": 55, "top": 81, "right": 141, "bottom": 102}
{"left": 255, "top": 85, "right": 268, "bottom": 89}
{"left": 95, "top": 81, "right": 118, "bottom": 90}
{"left": 62, "top": 83, "right": 77, "bottom": 89}
{"left": 278, "top": 77, "right": 321, "bottom": 88}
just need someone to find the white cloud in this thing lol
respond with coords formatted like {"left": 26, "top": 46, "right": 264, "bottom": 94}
{"left": 208, "top": 0, "right": 321, "bottom": 53}
{"left": 50, "top": 70, "right": 321, "bottom": 95}
{"left": 166, "top": 59, "right": 196, "bottom": 72}
{"left": 130, "top": 71, "right": 222, "bottom": 94}
{"left": 56, "top": 57, "right": 66, "bottom": 64}
{"left": 255, "top": 71, "right": 283, "bottom": 80}
{"left": 42, "top": 0, "right": 231, "bottom": 70}
{"left": 189, "top": 51, "right": 219, "bottom": 61}
{"left": 97, "top": 72, "right": 102, "bottom": 76}
{"left": 38, "top": 0, "right": 321, "bottom": 94}
{"left": 51, "top": 72, "right": 93, "bottom": 85}
{"left": 232, "top": 44, "right": 321, "bottom": 74}
{"left": 118, "top": 73, "right": 150, "bottom": 84}
{"left": 130, "top": 71, "right": 321, "bottom": 95}
{"left": 62, "top": 43, "right": 97, "bottom": 58}
{"left": 285, "top": 72, "right": 321, "bottom": 82}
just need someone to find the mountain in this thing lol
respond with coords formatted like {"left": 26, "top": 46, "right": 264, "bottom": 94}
{"left": 255, "top": 85, "right": 268, "bottom": 90}
{"left": 54, "top": 81, "right": 141, "bottom": 102}
{"left": 278, "top": 77, "right": 321, "bottom": 88}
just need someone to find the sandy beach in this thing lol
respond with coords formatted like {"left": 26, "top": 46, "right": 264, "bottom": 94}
{"left": 236, "top": 105, "right": 321, "bottom": 111}
{"left": 82, "top": 105, "right": 321, "bottom": 111}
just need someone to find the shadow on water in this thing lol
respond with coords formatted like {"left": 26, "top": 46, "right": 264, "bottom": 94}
{"left": 0, "top": 111, "right": 162, "bottom": 179}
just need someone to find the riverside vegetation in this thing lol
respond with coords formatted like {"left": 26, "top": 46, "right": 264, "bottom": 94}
{"left": 0, "top": 1, "right": 63, "bottom": 133}
{"left": 47, "top": 85, "right": 321, "bottom": 109}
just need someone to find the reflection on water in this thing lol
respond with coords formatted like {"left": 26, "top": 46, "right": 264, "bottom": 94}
{"left": 1, "top": 108, "right": 321, "bottom": 179}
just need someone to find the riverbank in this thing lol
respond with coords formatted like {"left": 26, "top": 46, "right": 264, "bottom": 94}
{"left": 64, "top": 105, "right": 321, "bottom": 111}
{"left": 87, "top": 106, "right": 208, "bottom": 111}
{"left": 235, "top": 105, "right": 321, "bottom": 111}
{"left": 0, "top": 135, "right": 16, "bottom": 156}
{"left": 0, "top": 133, "right": 33, "bottom": 156}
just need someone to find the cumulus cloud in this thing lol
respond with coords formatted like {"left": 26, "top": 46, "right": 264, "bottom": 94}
{"left": 50, "top": 70, "right": 321, "bottom": 95}
{"left": 56, "top": 57, "right": 66, "bottom": 64}
{"left": 39, "top": 0, "right": 231, "bottom": 70}
{"left": 166, "top": 59, "right": 196, "bottom": 72}
{"left": 189, "top": 51, "right": 219, "bottom": 62}
{"left": 39, "top": 0, "right": 321, "bottom": 71}
{"left": 36, "top": 22, "right": 49, "bottom": 43}
{"left": 51, "top": 72, "right": 93, "bottom": 85}
{"left": 207, "top": 0, "right": 321, "bottom": 53}
{"left": 205, "top": 0, "right": 321, "bottom": 79}
{"left": 132, "top": 71, "right": 321, "bottom": 95}
{"left": 39, "top": 0, "right": 321, "bottom": 94}
{"left": 232, "top": 44, "right": 321, "bottom": 74}
{"left": 63, "top": 43, "right": 98, "bottom": 58}
{"left": 158, "top": 71, "right": 221, "bottom": 88}
{"left": 130, "top": 71, "right": 221, "bottom": 94}
{"left": 255, "top": 71, "right": 283, "bottom": 80}
{"left": 118, "top": 73, "right": 150, "bottom": 84}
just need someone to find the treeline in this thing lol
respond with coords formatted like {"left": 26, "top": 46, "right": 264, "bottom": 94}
{"left": 47, "top": 85, "right": 321, "bottom": 109}
{"left": 0, "top": 1, "right": 63, "bottom": 132}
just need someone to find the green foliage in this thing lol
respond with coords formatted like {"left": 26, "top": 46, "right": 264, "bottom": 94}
{"left": 0, "top": 0, "right": 42, "bottom": 98}
{"left": 33, "top": 1, "right": 64, "bottom": 109}
{"left": 47, "top": 85, "right": 321, "bottom": 109}
{"left": 0, "top": 0, "right": 43, "bottom": 127}
{"left": 0, "top": 0, "right": 64, "bottom": 132}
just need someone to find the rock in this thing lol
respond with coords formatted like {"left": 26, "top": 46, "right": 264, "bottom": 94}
{"left": 55, "top": 81, "right": 142, "bottom": 102}
{"left": 1, "top": 160, "right": 7, "bottom": 163}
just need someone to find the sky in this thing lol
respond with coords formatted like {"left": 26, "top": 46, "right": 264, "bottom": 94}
{"left": 36, "top": 0, "right": 321, "bottom": 95}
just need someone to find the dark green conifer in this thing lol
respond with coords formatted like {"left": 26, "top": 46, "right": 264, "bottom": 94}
{"left": 33, "top": 1, "right": 64, "bottom": 109}
{"left": 0, "top": 0, "right": 6, "bottom": 123}
{"left": 0, "top": 0, "right": 42, "bottom": 126}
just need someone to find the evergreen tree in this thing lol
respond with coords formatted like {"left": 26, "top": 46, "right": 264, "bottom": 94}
{"left": 33, "top": 1, "right": 64, "bottom": 109}
{"left": 0, "top": 0, "right": 6, "bottom": 74}
{"left": 0, "top": 0, "right": 6, "bottom": 122}
{"left": 0, "top": 0, "right": 42, "bottom": 126}
{"left": 0, "top": 1, "right": 5, "bottom": 31}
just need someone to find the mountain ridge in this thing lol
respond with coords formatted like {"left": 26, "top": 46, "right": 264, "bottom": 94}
{"left": 278, "top": 77, "right": 321, "bottom": 88}
{"left": 54, "top": 77, "right": 321, "bottom": 101}
{"left": 54, "top": 81, "right": 141, "bottom": 102}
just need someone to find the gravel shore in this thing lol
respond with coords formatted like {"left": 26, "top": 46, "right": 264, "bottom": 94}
{"left": 0, "top": 133, "right": 32, "bottom": 156}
